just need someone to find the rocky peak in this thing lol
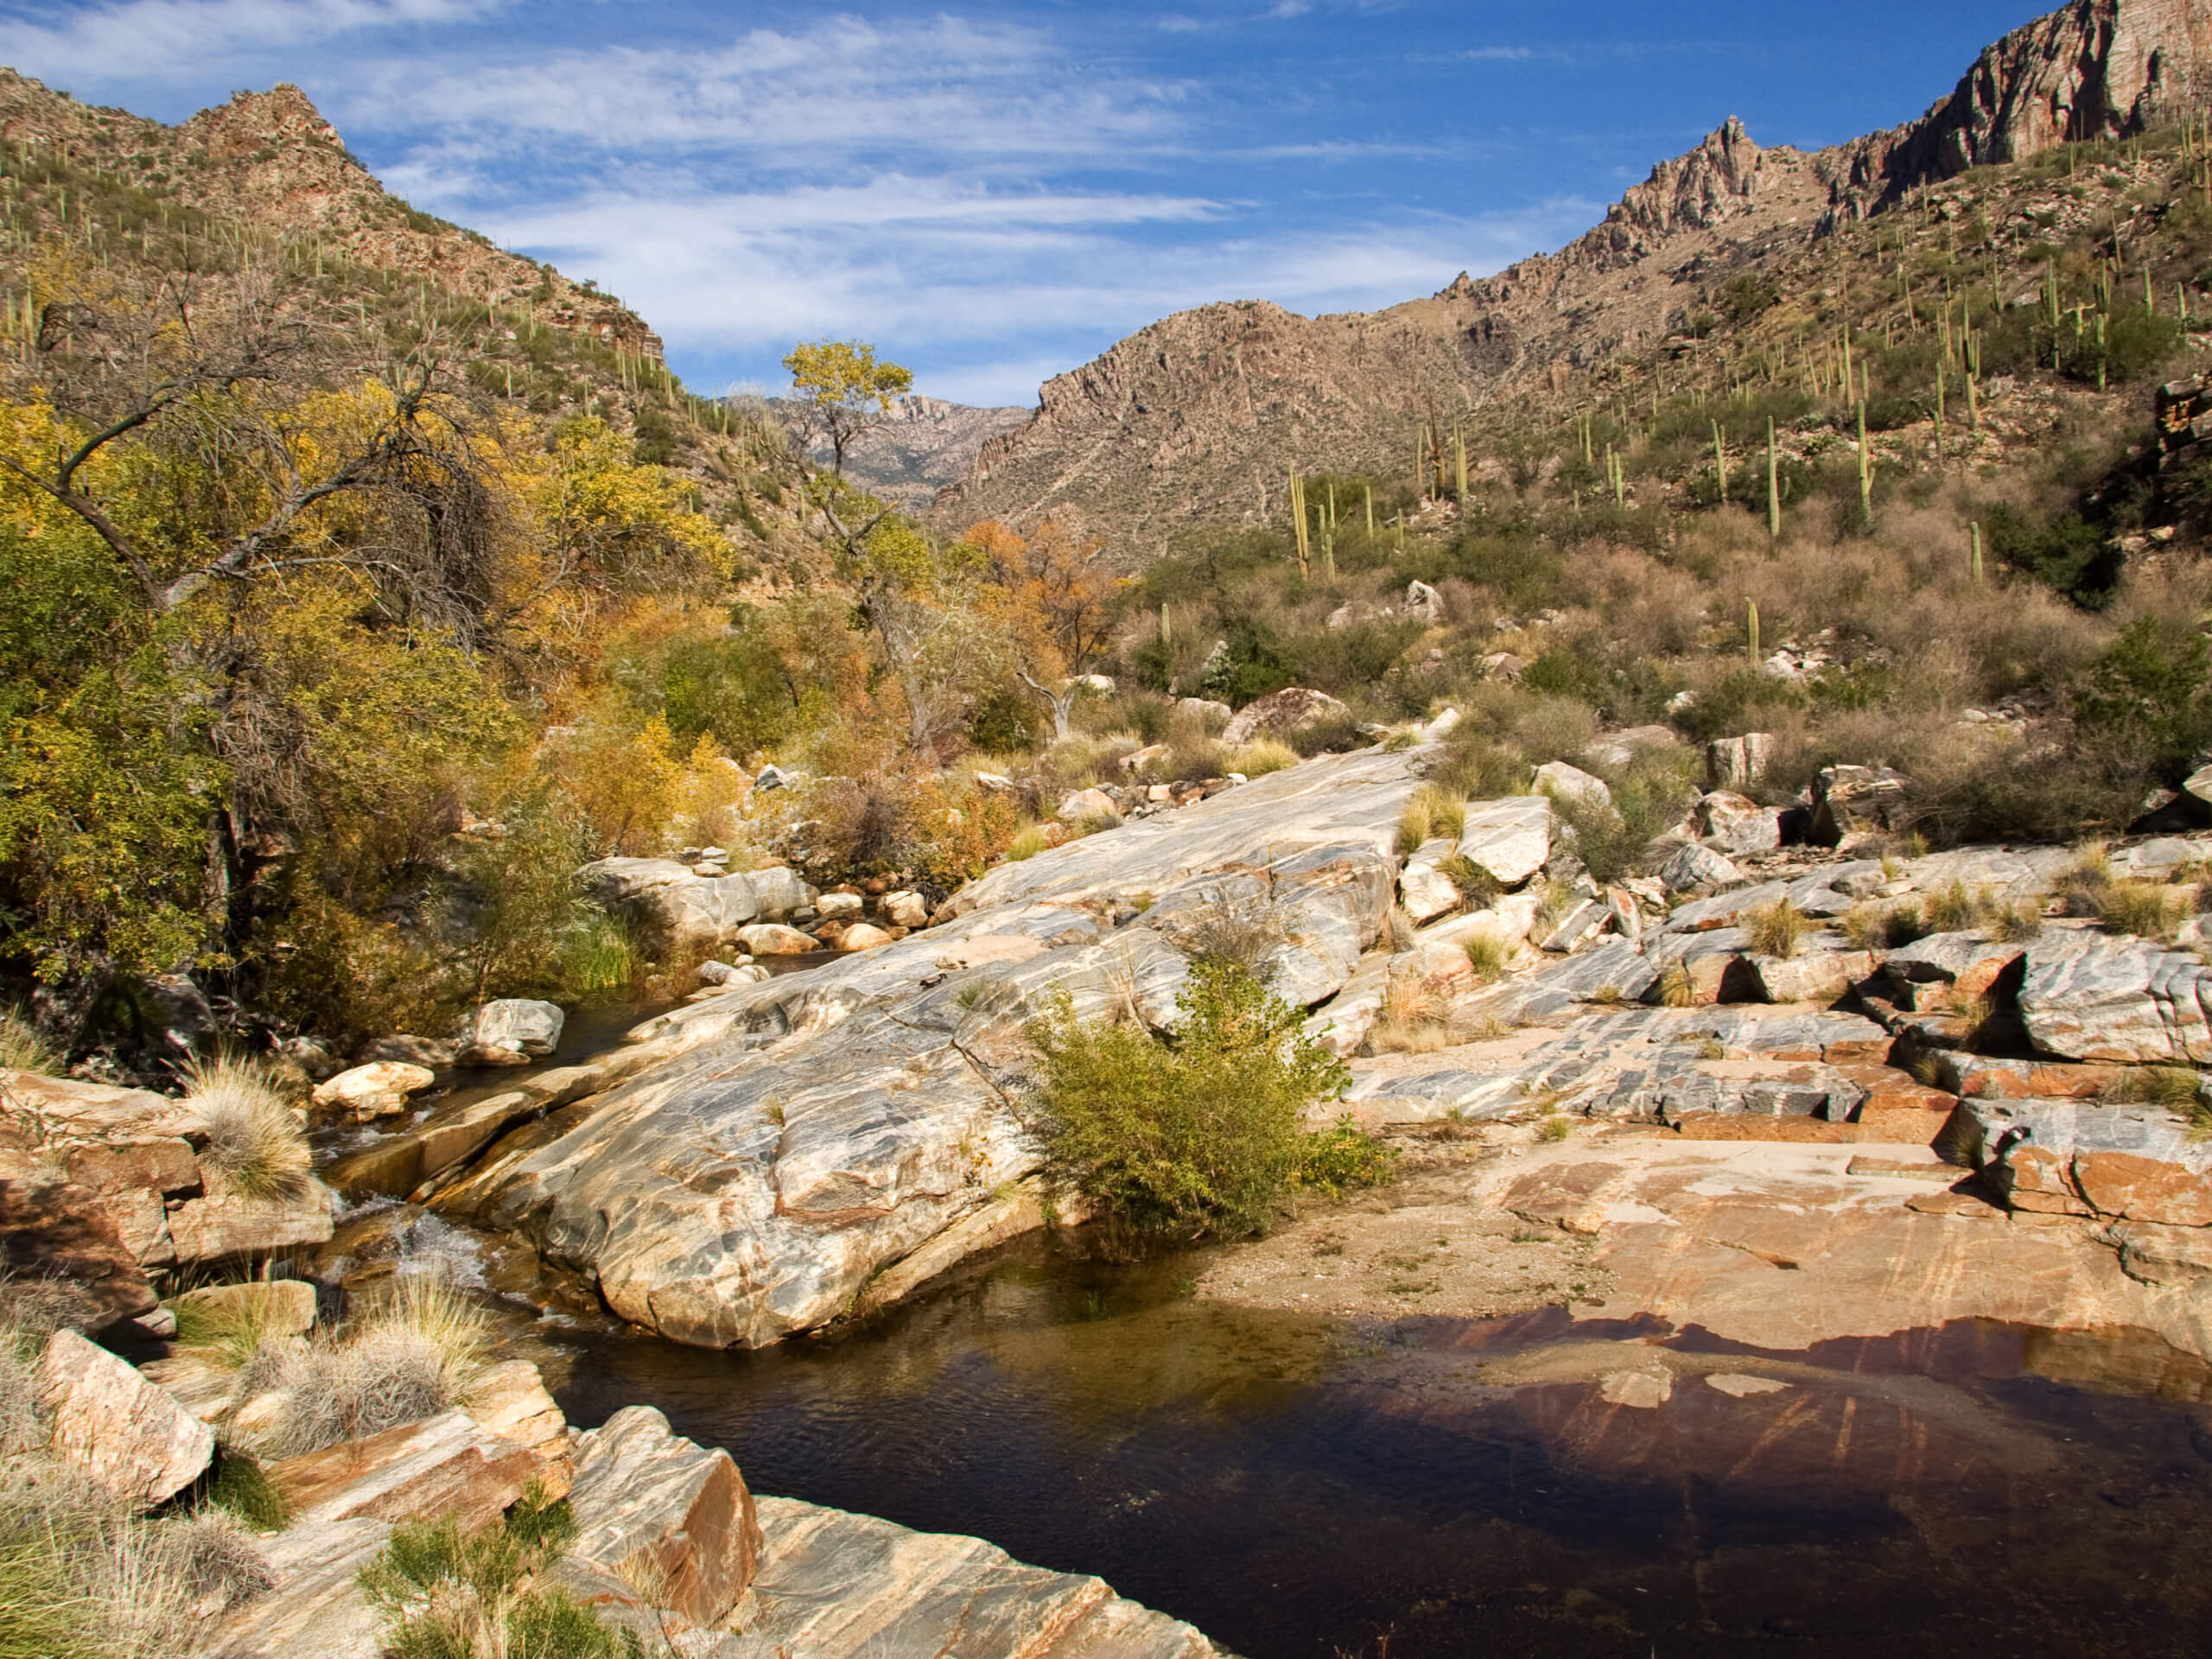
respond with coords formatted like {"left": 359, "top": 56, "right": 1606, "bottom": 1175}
{"left": 176, "top": 83, "right": 353, "bottom": 166}
{"left": 1575, "top": 117, "right": 1784, "bottom": 266}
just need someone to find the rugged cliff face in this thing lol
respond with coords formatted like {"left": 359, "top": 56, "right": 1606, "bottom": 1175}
{"left": 934, "top": 0, "right": 2212, "bottom": 551}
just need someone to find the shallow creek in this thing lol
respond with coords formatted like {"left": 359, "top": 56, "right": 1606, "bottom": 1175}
{"left": 313, "top": 1001, "right": 2212, "bottom": 1658}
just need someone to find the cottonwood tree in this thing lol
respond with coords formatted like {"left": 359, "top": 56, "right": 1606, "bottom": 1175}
{"left": 967, "top": 516, "right": 1118, "bottom": 741}
{"left": 781, "top": 340, "right": 912, "bottom": 475}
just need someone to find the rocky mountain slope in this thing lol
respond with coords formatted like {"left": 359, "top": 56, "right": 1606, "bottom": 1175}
{"left": 763, "top": 392, "right": 1031, "bottom": 511}
{"left": 934, "top": 0, "right": 2212, "bottom": 550}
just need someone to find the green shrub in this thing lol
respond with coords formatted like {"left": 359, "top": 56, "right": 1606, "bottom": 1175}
{"left": 1027, "top": 957, "right": 1351, "bottom": 1239}
{"left": 206, "top": 1452, "right": 288, "bottom": 1532}
{"left": 1295, "top": 1117, "right": 1400, "bottom": 1196}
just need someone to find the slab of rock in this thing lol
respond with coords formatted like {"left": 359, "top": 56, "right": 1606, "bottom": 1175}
{"left": 0, "top": 1179, "right": 158, "bottom": 1326}
{"left": 2108, "top": 1219, "right": 2212, "bottom": 1287}
{"left": 1247, "top": 843, "right": 1396, "bottom": 1008}
{"left": 203, "top": 1516, "right": 391, "bottom": 1659}
{"left": 1535, "top": 898, "right": 1609, "bottom": 955}
{"left": 1534, "top": 761, "right": 1611, "bottom": 814}
{"left": 323, "top": 1090, "right": 539, "bottom": 1201}
{"left": 1705, "top": 733, "right": 1771, "bottom": 792}
{"left": 1458, "top": 796, "right": 1551, "bottom": 887}
{"left": 1305, "top": 955, "right": 1393, "bottom": 1059}
{"left": 355, "top": 1034, "right": 457, "bottom": 1069}
{"left": 739, "top": 1494, "right": 1220, "bottom": 1658}
{"left": 270, "top": 1407, "right": 553, "bottom": 1533}
{"left": 567, "top": 1406, "right": 760, "bottom": 1627}
{"left": 1942, "top": 1055, "right": 2113, "bottom": 1099}
{"left": 168, "top": 1186, "right": 335, "bottom": 1265}
{"left": 1955, "top": 1097, "right": 2212, "bottom": 1225}
{"left": 40, "top": 1327, "right": 213, "bottom": 1506}
{"left": 1397, "top": 838, "right": 1463, "bottom": 924}
{"left": 1221, "top": 686, "right": 1349, "bottom": 747}
{"left": 457, "top": 999, "right": 564, "bottom": 1067}
{"left": 60, "top": 1137, "right": 200, "bottom": 1198}
{"left": 1750, "top": 938, "right": 1876, "bottom": 1005}
{"left": 2016, "top": 935, "right": 2212, "bottom": 1063}
{"left": 312, "top": 1061, "right": 435, "bottom": 1121}
{"left": 1645, "top": 928, "right": 1756, "bottom": 1006}
{"left": 0, "top": 1069, "right": 197, "bottom": 1141}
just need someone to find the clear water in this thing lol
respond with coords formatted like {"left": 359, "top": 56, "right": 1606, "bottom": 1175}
{"left": 518, "top": 1230, "right": 2212, "bottom": 1659}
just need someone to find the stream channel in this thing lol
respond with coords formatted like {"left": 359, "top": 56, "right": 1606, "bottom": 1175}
{"left": 320, "top": 1001, "right": 2212, "bottom": 1659}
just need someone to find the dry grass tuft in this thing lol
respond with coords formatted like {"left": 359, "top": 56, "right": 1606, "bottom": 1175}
{"left": 1370, "top": 978, "right": 1454, "bottom": 1055}
{"left": 1229, "top": 738, "right": 1298, "bottom": 778}
{"left": 184, "top": 1055, "right": 312, "bottom": 1203}
{"left": 2094, "top": 881, "right": 2190, "bottom": 944}
{"left": 1745, "top": 899, "right": 1808, "bottom": 960}
{"left": 1464, "top": 930, "right": 1511, "bottom": 982}
{"left": 1657, "top": 960, "right": 1697, "bottom": 1008}
{"left": 0, "top": 1007, "right": 60, "bottom": 1076}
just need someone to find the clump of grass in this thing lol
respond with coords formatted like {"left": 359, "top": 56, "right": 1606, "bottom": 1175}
{"left": 2106, "top": 1065, "right": 2208, "bottom": 1115}
{"left": 234, "top": 1278, "right": 486, "bottom": 1460}
{"left": 1177, "top": 893, "right": 1286, "bottom": 970}
{"left": 1657, "top": 960, "right": 1697, "bottom": 1007}
{"left": 1229, "top": 738, "right": 1298, "bottom": 778}
{"left": 1841, "top": 899, "right": 1943, "bottom": 952}
{"left": 205, "top": 1452, "right": 287, "bottom": 1532}
{"left": 183, "top": 1054, "right": 312, "bottom": 1203}
{"left": 1923, "top": 880, "right": 1982, "bottom": 933}
{"left": 1986, "top": 898, "right": 2044, "bottom": 942}
{"left": 0, "top": 1007, "right": 60, "bottom": 1075}
{"left": 1536, "top": 1116, "right": 1574, "bottom": 1143}
{"left": 1005, "top": 823, "right": 1053, "bottom": 862}
{"left": 1464, "top": 931, "right": 1511, "bottom": 982}
{"left": 2053, "top": 843, "right": 2115, "bottom": 918}
{"left": 362, "top": 1483, "right": 629, "bottom": 1659}
{"left": 2094, "top": 880, "right": 2190, "bottom": 943}
{"left": 1370, "top": 978, "right": 1453, "bottom": 1055}
{"left": 173, "top": 1285, "right": 306, "bottom": 1371}
{"left": 1745, "top": 899, "right": 1808, "bottom": 960}
{"left": 1438, "top": 853, "right": 1499, "bottom": 906}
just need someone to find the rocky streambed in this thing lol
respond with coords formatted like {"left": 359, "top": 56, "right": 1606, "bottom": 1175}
{"left": 14, "top": 737, "right": 2212, "bottom": 1654}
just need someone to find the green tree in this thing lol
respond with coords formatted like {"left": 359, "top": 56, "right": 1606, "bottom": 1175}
{"left": 781, "top": 340, "right": 912, "bottom": 475}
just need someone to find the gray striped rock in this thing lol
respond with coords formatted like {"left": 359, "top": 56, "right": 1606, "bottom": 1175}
{"left": 1458, "top": 796, "right": 1552, "bottom": 887}
{"left": 2016, "top": 935, "right": 2212, "bottom": 1063}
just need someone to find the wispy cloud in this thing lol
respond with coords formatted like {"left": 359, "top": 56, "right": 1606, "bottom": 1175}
{"left": 0, "top": 0, "right": 499, "bottom": 84}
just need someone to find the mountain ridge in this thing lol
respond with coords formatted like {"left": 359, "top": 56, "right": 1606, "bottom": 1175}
{"left": 933, "top": 0, "right": 2212, "bottom": 549}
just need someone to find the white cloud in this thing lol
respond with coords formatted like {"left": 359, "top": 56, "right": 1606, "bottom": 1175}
{"left": 0, "top": 0, "right": 499, "bottom": 85}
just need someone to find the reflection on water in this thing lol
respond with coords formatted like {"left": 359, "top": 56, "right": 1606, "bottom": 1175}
{"left": 522, "top": 1232, "right": 2212, "bottom": 1658}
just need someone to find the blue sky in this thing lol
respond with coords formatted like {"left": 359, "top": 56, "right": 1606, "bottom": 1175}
{"left": 3, "top": 0, "right": 2043, "bottom": 406}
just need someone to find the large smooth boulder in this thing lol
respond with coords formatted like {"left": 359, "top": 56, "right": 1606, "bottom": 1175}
{"left": 565, "top": 1406, "right": 761, "bottom": 1628}
{"left": 1458, "top": 797, "right": 1552, "bottom": 887}
{"left": 1704, "top": 733, "right": 1772, "bottom": 792}
{"left": 1056, "top": 787, "right": 1122, "bottom": 825}
{"left": 2017, "top": 935, "right": 2212, "bottom": 1064}
{"left": 457, "top": 999, "right": 564, "bottom": 1067}
{"left": 168, "top": 1187, "right": 335, "bottom": 1265}
{"left": 738, "top": 922, "right": 818, "bottom": 957}
{"left": 312, "top": 1061, "right": 435, "bottom": 1121}
{"left": 40, "top": 1327, "right": 214, "bottom": 1506}
{"left": 1657, "top": 841, "right": 1748, "bottom": 897}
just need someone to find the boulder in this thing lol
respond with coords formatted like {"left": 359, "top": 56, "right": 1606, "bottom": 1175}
{"left": 1535, "top": 899, "right": 1610, "bottom": 955}
{"left": 2016, "top": 935, "right": 2212, "bottom": 1064}
{"left": 1810, "top": 765, "right": 1912, "bottom": 849}
{"left": 1397, "top": 838, "right": 1464, "bottom": 925}
{"left": 457, "top": 999, "right": 564, "bottom": 1068}
{"left": 40, "top": 1327, "right": 214, "bottom": 1506}
{"left": 1657, "top": 841, "right": 1748, "bottom": 897}
{"left": 1405, "top": 578, "right": 1444, "bottom": 620}
{"left": 0, "top": 1179, "right": 159, "bottom": 1327}
{"left": 279, "top": 1036, "right": 346, "bottom": 1080}
{"left": 1221, "top": 687, "right": 1351, "bottom": 747}
{"left": 748, "top": 866, "right": 815, "bottom": 918}
{"left": 1057, "top": 787, "right": 1122, "bottom": 824}
{"left": 1175, "top": 697, "right": 1233, "bottom": 727}
{"left": 1955, "top": 1096, "right": 2212, "bottom": 1226}
{"left": 1533, "top": 761, "right": 1612, "bottom": 814}
{"left": 816, "top": 893, "right": 865, "bottom": 921}
{"left": 1584, "top": 724, "right": 1678, "bottom": 772}
{"left": 1750, "top": 938, "right": 1877, "bottom": 1005}
{"left": 0, "top": 1070, "right": 197, "bottom": 1141}
{"left": 204, "top": 1516, "right": 390, "bottom": 1659}
{"left": 467, "top": 1361, "right": 573, "bottom": 1486}
{"left": 882, "top": 891, "right": 930, "bottom": 929}
{"left": 1458, "top": 797, "right": 1552, "bottom": 887}
{"left": 168, "top": 1188, "right": 335, "bottom": 1264}
{"left": 837, "top": 924, "right": 895, "bottom": 953}
{"left": 355, "top": 1034, "right": 457, "bottom": 1069}
{"left": 753, "top": 763, "right": 796, "bottom": 791}
{"left": 565, "top": 1406, "right": 761, "bottom": 1628}
{"left": 311, "top": 1061, "right": 435, "bottom": 1121}
{"left": 1697, "top": 791, "right": 1783, "bottom": 857}
{"left": 737, "top": 923, "right": 818, "bottom": 957}
{"left": 1705, "top": 733, "right": 1772, "bottom": 792}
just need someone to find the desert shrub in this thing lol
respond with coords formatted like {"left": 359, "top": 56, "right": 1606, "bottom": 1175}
{"left": 1745, "top": 899, "right": 1808, "bottom": 959}
{"left": 0, "top": 1008, "right": 58, "bottom": 1075}
{"left": 206, "top": 1452, "right": 288, "bottom": 1532}
{"left": 1230, "top": 738, "right": 1298, "bottom": 777}
{"left": 1295, "top": 1117, "right": 1400, "bottom": 1196}
{"left": 362, "top": 1484, "right": 632, "bottom": 1659}
{"left": 2074, "top": 614, "right": 2212, "bottom": 776}
{"left": 1160, "top": 734, "right": 1230, "bottom": 782}
{"left": 1027, "top": 957, "right": 1351, "bottom": 1239}
{"left": 1370, "top": 978, "right": 1452, "bottom": 1054}
{"left": 2052, "top": 844, "right": 2116, "bottom": 916}
{"left": 1536, "top": 1115, "right": 1574, "bottom": 1142}
{"left": 1986, "top": 899, "right": 2044, "bottom": 942}
{"left": 236, "top": 1279, "right": 485, "bottom": 1460}
{"left": 1005, "top": 824, "right": 1053, "bottom": 862}
{"left": 1431, "top": 733, "right": 1530, "bottom": 802}
{"left": 184, "top": 1056, "right": 312, "bottom": 1203}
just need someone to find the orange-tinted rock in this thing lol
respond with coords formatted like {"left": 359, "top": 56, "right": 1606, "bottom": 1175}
{"left": 0, "top": 1179, "right": 158, "bottom": 1326}
{"left": 270, "top": 1408, "right": 550, "bottom": 1533}
{"left": 566, "top": 1406, "right": 761, "bottom": 1628}
{"left": 2072, "top": 1150, "right": 2212, "bottom": 1228}
{"left": 1993, "top": 1145, "right": 2094, "bottom": 1216}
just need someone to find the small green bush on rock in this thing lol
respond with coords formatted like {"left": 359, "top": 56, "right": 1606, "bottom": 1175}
{"left": 1027, "top": 957, "right": 1352, "bottom": 1240}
